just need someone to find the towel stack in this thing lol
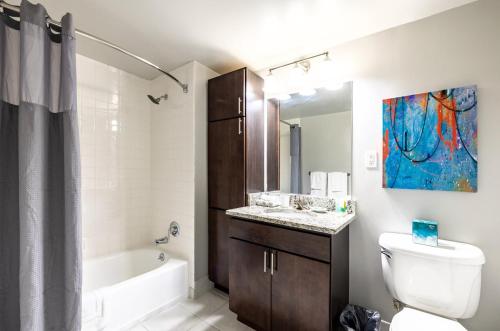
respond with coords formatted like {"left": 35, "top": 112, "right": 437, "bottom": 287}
{"left": 327, "top": 172, "right": 348, "bottom": 199}
{"left": 309, "top": 171, "right": 349, "bottom": 198}
{"left": 310, "top": 171, "right": 327, "bottom": 196}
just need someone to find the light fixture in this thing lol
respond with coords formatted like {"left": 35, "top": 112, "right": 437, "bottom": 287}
{"left": 263, "top": 51, "right": 335, "bottom": 97}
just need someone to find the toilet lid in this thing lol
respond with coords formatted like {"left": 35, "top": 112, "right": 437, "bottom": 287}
{"left": 390, "top": 308, "right": 467, "bottom": 331}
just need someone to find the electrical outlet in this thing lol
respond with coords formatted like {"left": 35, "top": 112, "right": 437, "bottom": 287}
{"left": 365, "top": 150, "right": 378, "bottom": 169}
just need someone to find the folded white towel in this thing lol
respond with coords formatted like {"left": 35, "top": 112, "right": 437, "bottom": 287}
{"left": 327, "top": 172, "right": 348, "bottom": 199}
{"left": 310, "top": 171, "right": 327, "bottom": 196}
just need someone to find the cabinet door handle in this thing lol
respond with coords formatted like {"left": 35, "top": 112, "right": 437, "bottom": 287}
{"left": 238, "top": 118, "right": 242, "bottom": 135}
{"left": 238, "top": 97, "right": 243, "bottom": 114}
{"left": 264, "top": 250, "right": 267, "bottom": 273}
{"left": 270, "top": 251, "right": 274, "bottom": 275}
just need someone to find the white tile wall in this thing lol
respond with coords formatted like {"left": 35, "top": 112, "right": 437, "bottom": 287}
{"left": 150, "top": 61, "right": 218, "bottom": 293}
{"left": 77, "top": 56, "right": 218, "bottom": 293}
{"left": 77, "top": 54, "right": 152, "bottom": 258}
{"left": 150, "top": 62, "right": 196, "bottom": 288}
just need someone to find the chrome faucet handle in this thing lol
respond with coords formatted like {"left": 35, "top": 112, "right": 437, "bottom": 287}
{"left": 169, "top": 221, "right": 180, "bottom": 237}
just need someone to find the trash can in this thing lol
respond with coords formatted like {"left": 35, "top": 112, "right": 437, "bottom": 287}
{"left": 339, "top": 304, "right": 381, "bottom": 331}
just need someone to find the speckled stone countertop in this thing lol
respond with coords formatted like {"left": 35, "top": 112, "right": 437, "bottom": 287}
{"left": 226, "top": 206, "right": 355, "bottom": 235}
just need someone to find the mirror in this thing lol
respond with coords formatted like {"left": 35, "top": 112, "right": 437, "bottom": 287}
{"left": 268, "top": 82, "right": 352, "bottom": 197}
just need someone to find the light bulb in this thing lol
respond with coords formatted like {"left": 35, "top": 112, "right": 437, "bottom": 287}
{"left": 263, "top": 71, "right": 278, "bottom": 93}
{"left": 314, "top": 55, "right": 336, "bottom": 87}
{"left": 288, "top": 63, "right": 305, "bottom": 90}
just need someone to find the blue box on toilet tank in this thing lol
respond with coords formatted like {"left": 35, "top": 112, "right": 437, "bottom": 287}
{"left": 412, "top": 219, "right": 438, "bottom": 247}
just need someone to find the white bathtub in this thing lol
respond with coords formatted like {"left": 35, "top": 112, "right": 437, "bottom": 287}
{"left": 82, "top": 247, "right": 188, "bottom": 331}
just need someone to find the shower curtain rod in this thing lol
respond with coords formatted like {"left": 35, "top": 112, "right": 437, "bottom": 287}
{"left": 0, "top": 0, "right": 189, "bottom": 93}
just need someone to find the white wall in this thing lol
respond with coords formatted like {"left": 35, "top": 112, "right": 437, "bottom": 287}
{"left": 150, "top": 61, "right": 217, "bottom": 295}
{"left": 77, "top": 54, "right": 152, "bottom": 258}
{"left": 193, "top": 63, "right": 219, "bottom": 287}
{"left": 327, "top": 1, "right": 500, "bottom": 329}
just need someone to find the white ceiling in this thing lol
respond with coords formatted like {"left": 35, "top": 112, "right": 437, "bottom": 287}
{"left": 17, "top": 0, "right": 476, "bottom": 79}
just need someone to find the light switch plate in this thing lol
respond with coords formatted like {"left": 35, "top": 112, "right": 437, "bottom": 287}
{"left": 365, "top": 150, "right": 378, "bottom": 169}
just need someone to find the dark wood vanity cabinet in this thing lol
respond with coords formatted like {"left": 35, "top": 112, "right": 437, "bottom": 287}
{"left": 229, "top": 218, "right": 349, "bottom": 331}
{"left": 208, "top": 67, "right": 271, "bottom": 291}
{"left": 229, "top": 239, "right": 272, "bottom": 330}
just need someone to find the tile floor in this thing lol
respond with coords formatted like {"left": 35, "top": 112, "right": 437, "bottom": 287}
{"left": 127, "top": 289, "right": 254, "bottom": 331}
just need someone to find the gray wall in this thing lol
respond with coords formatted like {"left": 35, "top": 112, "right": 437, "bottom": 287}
{"left": 329, "top": 1, "right": 500, "bottom": 329}
{"left": 301, "top": 111, "right": 352, "bottom": 193}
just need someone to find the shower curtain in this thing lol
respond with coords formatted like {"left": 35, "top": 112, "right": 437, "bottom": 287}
{"left": 290, "top": 125, "right": 302, "bottom": 194}
{"left": 0, "top": 1, "right": 81, "bottom": 330}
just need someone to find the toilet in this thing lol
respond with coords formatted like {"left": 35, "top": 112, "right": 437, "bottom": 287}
{"left": 379, "top": 233, "right": 485, "bottom": 331}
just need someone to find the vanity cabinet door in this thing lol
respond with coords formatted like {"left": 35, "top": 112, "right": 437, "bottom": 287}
{"left": 208, "top": 68, "right": 245, "bottom": 121}
{"left": 271, "top": 250, "right": 331, "bottom": 331}
{"left": 229, "top": 238, "right": 271, "bottom": 331}
{"left": 208, "top": 118, "right": 245, "bottom": 210}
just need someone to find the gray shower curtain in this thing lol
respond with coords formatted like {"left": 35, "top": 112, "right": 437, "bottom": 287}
{"left": 0, "top": 1, "right": 81, "bottom": 330}
{"left": 290, "top": 125, "right": 301, "bottom": 194}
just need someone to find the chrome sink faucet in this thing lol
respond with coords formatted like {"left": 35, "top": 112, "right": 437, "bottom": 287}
{"left": 154, "top": 221, "right": 180, "bottom": 245}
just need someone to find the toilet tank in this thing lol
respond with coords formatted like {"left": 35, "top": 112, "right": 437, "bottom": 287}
{"left": 379, "top": 233, "right": 485, "bottom": 319}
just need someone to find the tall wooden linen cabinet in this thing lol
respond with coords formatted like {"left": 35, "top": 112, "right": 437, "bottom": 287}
{"left": 208, "top": 67, "right": 272, "bottom": 291}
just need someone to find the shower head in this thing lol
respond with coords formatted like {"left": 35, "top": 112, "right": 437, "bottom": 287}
{"left": 147, "top": 94, "right": 168, "bottom": 104}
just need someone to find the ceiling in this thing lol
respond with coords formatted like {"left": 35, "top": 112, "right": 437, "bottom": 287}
{"left": 16, "top": 0, "right": 476, "bottom": 79}
{"left": 280, "top": 82, "right": 352, "bottom": 120}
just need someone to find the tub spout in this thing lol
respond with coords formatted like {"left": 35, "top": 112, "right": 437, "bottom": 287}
{"left": 154, "top": 236, "right": 169, "bottom": 245}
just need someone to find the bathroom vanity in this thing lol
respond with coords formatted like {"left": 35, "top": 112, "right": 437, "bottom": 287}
{"left": 208, "top": 70, "right": 355, "bottom": 329}
{"left": 226, "top": 205, "right": 354, "bottom": 331}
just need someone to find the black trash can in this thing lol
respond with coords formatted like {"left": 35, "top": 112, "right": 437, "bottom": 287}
{"left": 339, "top": 304, "right": 381, "bottom": 331}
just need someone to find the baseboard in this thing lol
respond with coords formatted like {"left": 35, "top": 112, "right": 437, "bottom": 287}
{"left": 189, "top": 275, "right": 214, "bottom": 299}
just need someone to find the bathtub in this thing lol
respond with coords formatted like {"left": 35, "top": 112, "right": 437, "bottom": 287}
{"left": 82, "top": 247, "right": 188, "bottom": 331}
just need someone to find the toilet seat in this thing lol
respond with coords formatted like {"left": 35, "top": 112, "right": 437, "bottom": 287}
{"left": 390, "top": 307, "right": 467, "bottom": 331}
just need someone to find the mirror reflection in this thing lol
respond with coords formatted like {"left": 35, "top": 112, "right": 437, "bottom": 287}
{"left": 272, "top": 82, "right": 352, "bottom": 197}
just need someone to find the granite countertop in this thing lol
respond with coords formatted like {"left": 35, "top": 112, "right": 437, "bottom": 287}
{"left": 226, "top": 205, "right": 355, "bottom": 235}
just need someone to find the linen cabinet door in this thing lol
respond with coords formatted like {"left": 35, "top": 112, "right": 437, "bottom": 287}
{"left": 208, "top": 68, "right": 245, "bottom": 121}
{"left": 271, "top": 250, "right": 331, "bottom": 331}
{"left": 229, "top": 238, "right": 271, "bottom": 331}
{"left": 208, "top": 118, "right": 245, "bottom": 210}
{"left": 208, "top": 208, "right": 230, "bottom": 290}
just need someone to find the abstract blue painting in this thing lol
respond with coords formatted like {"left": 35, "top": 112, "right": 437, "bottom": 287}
{"left": 383, "top": 86, "right": 477, "bottom": 192}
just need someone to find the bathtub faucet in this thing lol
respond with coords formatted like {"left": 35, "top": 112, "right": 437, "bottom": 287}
{"left": 154, "top": 221, "right": 181, "bottom": 246}
{"left": 154, "top": 236, "right": 169, "bottom": 245}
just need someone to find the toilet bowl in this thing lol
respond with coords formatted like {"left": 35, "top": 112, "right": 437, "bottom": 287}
{"left": 379, "top": 233, "right": 485, "bottom": 331}
{"left": 390, "top": 307, "right": 465, "bottom": 331}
